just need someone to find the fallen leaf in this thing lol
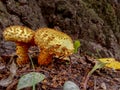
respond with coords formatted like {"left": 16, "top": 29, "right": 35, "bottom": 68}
{"left": 0, "top": 76, "right": 13, "bottom": 87}
{"left": 9, "top": 60, "right": 17, "bottom": 77}
{"left": 0, "top": 56, "right": 5, "bottom": 70}
{"left": 98, "top": 58, "right": 120, "bottom": 70}
{"left": 0, "top": 58, "right": 17, "bottom": 87}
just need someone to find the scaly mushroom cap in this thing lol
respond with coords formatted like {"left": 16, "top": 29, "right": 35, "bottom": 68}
{"left": 3, "top": 25, "right": 35, "bottom": 43}
{"left": 3, "top": 25, "right": 35, "bottom": 65}
{"left": 34, "top": 28, "right": 74, "bottom": 58}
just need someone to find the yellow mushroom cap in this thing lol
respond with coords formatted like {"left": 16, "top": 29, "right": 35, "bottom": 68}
{"left": 3, "top": 25, "right": 35, "bottom": 43}
{"left": 34, "top": 28, "right": 74, "bottom": 57}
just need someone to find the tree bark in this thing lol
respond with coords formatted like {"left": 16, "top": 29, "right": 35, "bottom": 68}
{"left": 0, "top": 0, "right": 120, "bottom": 60}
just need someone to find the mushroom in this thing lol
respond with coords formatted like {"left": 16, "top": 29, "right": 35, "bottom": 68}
{"left": 34, "top": 28, "right": 74, "bottom": 65}
{"left": 3, "top": 25, "right": 35, "bottom": 65}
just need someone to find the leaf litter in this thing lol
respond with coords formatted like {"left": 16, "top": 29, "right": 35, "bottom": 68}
{"left": 0, "top": 54, "right": 17, "bottom": 87}
{"left": 0, "top": 53, "right": 120, "bottom": 90}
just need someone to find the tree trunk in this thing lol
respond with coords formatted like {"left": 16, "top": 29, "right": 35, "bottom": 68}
{"left": 0, "top": 0, "right": 120, "bottom": 60}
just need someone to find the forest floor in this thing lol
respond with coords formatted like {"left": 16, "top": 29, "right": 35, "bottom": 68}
{"left": 0, "top": 49, "right": 120, "bottom": 90}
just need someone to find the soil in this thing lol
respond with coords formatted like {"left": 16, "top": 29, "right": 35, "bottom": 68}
{"left": 0, "top": 0, "right": 120, "bottom": 90}
{"left": 0, "top": 54, "right": 120, "bottom": 90}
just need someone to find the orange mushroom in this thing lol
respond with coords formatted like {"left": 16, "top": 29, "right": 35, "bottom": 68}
{"left": 34, "top": 28, "right": 74, "bottom": 65}
{"left": 3, "top": 25, "right": 35, "bottom": 65}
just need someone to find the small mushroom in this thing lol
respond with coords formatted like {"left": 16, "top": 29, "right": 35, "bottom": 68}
{"left": 3, "top": 25, "right": 35, "bottom": 65}
{"left": 34, "top": 28, "right": 74, "bottom": 65}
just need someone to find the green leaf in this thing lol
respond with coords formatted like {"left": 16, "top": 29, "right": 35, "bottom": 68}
{"left": 74, "top": 40, "right": 81, "bottom": 53}
{"left": 83, "top": 61, "right": 106, "bottom": 90}
{"left": 89, "top": 61, "right": 106, "bottom": 75}
{"left": 17, "top": 72, "right": 45, "bottom": 90}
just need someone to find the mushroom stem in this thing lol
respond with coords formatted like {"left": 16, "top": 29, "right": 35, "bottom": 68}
{"left": 16, "top": 42, "right": 29, "bottom": 65}
{"left": 38, "top": 49, "right": 53, "bottom": 65}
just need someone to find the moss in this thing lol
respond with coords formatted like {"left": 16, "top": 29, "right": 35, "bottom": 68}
{"left": 83, "top": 0, "right": 118, "bottom": 30}
{"left": 82, "top": 0, "right": 120, "bottom": 44}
